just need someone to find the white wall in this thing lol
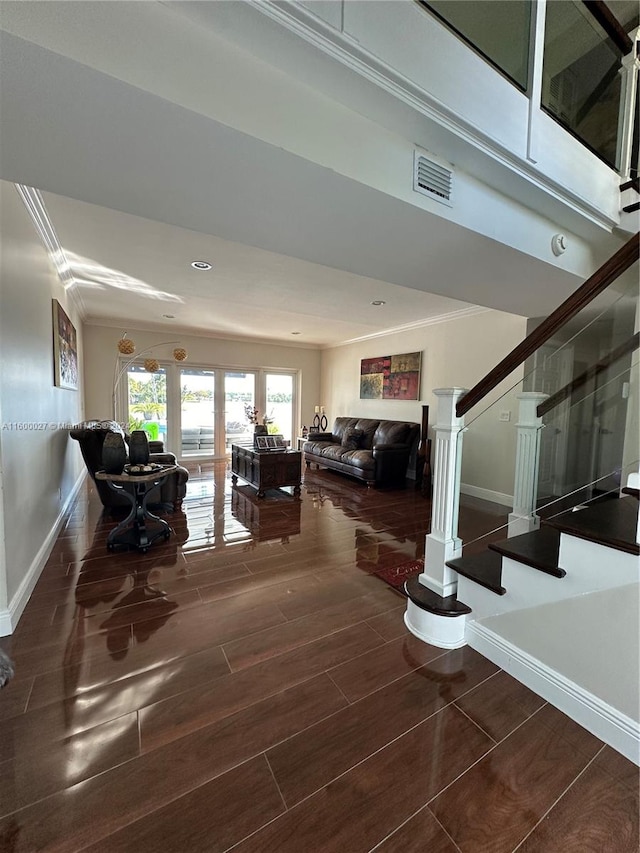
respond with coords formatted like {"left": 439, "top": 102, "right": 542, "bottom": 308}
{"left": 0, "top": 181, "right": 84, "bottom": 634}
{"left": 82, "top": 324, "right": 322, "bottom": 445}
{"left": 321, "top": 309, "right": 527, "bottom": 501}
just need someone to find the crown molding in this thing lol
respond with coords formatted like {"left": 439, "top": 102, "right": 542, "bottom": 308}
{"left": 84, "top": 318, "right": 323, "bottom": 350}
{"left": 327, "top": 305, "right": 491, "bottom": 348}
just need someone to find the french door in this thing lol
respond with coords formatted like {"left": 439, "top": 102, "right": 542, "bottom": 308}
{"left": 124, "top": 361, "right": 297, "bottom": 459}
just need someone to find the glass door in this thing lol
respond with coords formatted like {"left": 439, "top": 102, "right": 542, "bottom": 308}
{"left": 224, "top": 371, "right": 256, "bottom": 452}
{"left": 126, "top": 364, "right": 167, "bottom": 445}
{"left": 179, "top": 368, "right": 216, "bottom": 458}
{"left": 265, "top": 373, "right": 294, "bottom": 444}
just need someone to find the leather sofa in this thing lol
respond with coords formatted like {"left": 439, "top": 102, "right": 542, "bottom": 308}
{"left": 303, "top": 417, "right": 420, "bottom": 487}
{"left": 70, "top": 420, "right": 189, "bottom": 510}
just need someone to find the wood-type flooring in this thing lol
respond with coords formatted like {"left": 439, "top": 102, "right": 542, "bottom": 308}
{"left": 0, "top": 461, "right": 637, "bottom": 852}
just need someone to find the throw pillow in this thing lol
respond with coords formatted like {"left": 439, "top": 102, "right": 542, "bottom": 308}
{"left": 341, "top": 427, "right": 363, "bottom": 451}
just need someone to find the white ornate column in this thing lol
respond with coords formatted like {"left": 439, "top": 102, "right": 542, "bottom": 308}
{"left": 627, "top": 471, "right": 640, "bottom": 544}
{"left": 418, "top": 388, "right": 468, "bottom": 598}
{"left": 617, "top": 28, "right": 639, "bottom": 180}
{"left": 508, "top": 392, "right": 548, "bottom": 538}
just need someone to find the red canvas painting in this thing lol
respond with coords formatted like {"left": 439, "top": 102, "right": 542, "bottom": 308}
{"left": 360, "top": 351, "right": 421, "bottom": 400}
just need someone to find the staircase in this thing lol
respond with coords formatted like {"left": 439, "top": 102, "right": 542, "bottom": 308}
{"left": 405, "top": 493, "right": 640, "bottom": 763}
{"left": 403, "top": 233, "right": 639, "bottom": 764}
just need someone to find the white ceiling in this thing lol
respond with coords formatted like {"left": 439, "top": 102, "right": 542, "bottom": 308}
{"left": 43, "top": 189, "right": 484, "bottom": 347}
{"left": 0, "top": 1, "right": 614, "bottom": 347}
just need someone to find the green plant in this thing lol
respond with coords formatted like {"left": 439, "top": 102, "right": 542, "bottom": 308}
{"left": 128, "top": 415, "right": 145, "bottom": 432}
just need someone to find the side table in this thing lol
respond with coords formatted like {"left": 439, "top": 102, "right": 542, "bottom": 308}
{"left": 95, "top": 465, "right": 177, "bottom": 552}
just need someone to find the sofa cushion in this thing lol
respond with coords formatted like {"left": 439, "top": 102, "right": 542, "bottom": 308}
{"left": 303, "top": 439, "right": 335, "bottom": 455}
{"left": 321, "top": 444, "right": 350, "bottom": 463}
{"left": 341, "top": 427, "right": 364, "bottom": 451}
{"left": 374, "top": 421, "right": 411, "bottom": 446}
{"left": 354, "top": 419, "right": 380, "bottom": 450}
{"left": 341, "top": 449, "right": 375, "bottom": 472}
{"left": 332, "top": 417, "right": 358, "bottom": 442}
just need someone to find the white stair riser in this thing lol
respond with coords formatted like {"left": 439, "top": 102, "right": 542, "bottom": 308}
{"left": 459, "top": 534, "right": 638, "bottom": 624}
{"left": 559, "top": 533, "right": 639, "bottom": 578}
{"left": 404, "top": 601, "right": 467, "bottom": 648}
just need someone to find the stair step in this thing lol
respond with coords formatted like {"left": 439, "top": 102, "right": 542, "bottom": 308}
{"left": 404, "top": 576, "right": 471, "bottom": 616}
{"left": 446, "top": 550, "right": 506, "bottom": 595}
{"left": 489, "top": 527, "right": 565, "bottom": 578}
{"left": 542, "top": 495, "right": 639, "bottom": 556}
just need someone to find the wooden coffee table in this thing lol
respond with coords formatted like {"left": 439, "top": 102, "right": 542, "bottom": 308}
{"left": 231, "top": 444, "right": 301, "bottom": 498}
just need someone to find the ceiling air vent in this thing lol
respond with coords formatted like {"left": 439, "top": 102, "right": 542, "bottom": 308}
{"left": 413, "top": 151, "right": 453, "bottom": 206}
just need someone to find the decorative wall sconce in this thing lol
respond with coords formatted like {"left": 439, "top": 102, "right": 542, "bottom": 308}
{"left": 313, "top": 405, "right": 328, "bottom": 431}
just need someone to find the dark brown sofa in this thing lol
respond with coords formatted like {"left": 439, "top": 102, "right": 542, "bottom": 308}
{"left": 303, "top": 417, "right": 420, "bottom": 487}
{"left": 70, "top": 420, "right": 189, "bottom": 510}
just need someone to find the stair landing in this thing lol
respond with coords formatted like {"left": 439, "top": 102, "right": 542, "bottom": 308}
{"left": 543, "top": 495, "right": 639, "bottom": 556}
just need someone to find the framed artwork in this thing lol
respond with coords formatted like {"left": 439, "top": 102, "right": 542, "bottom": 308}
{"left": 255, "top": 434, "right": 286, "bottom": 451}
{"left": 360, "top": 351, "right": 421, "bottom": 400}
{"left": 52, "top": 299, "right": 78, "bottom": 390}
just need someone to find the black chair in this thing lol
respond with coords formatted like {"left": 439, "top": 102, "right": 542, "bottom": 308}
{"left": 70, "top": 421, "right": 189, "bottom": 510}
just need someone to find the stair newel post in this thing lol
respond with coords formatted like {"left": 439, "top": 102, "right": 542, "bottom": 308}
{"left": 418, "top": 388, "right": 468, "bottom": 598}
{"left": 508, "top": 392, "right": 548, "bottom": 538}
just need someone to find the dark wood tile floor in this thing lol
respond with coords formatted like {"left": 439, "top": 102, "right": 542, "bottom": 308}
{"left": 0, "top": 462, "right": 637, "bottom": 852}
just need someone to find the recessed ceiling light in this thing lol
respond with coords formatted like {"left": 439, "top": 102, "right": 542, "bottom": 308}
{"left": 371, "top": 300, "right": 386, "bottom": 306}
{"left": 291, "top": 331, "right": 301, "bottom": 335}
{"left": 162, "top": 314, "right": 175, "bottom": 319}
{"left": 191, "top": 261, "right": 212, "bottom": 270}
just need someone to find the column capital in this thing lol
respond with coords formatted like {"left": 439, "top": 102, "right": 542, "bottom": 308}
{"left": 432, "top": 388, "right": 469, "bottom": 427}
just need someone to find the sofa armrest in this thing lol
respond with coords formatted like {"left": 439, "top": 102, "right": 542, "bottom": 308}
{"left": 373, "top": 443, "right": 411, "bottom": 485}
{"left": 150, "top": 452, "right": 177, "bottom": 465}
{"left": 149, "top": 440, "right": 164, "bottom": 454}
{"left": 308, "top": 432, "right": 334, "bottom": 441}
{"left": 373, "top": 443, "right": 410, "bottom": 454}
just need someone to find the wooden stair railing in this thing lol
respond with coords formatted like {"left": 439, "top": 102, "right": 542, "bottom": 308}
{"left": 581, "top": 1, "right": 633, "bottom": 55}
{"left": 537, "top": 332, "right": 639, "bottom": 417}
{"left": 456, "top": 231, "right": 639, "bottom": 418}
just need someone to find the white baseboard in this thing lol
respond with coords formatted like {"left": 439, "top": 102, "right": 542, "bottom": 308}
{"left": 1, "top": 471, "right": 86, "bottom": 637}
{"left": 0, "top": 609, "right": 11, "bottom": 637}
{"left": 466, "top": 621, "right": 640, "bottom": 766}
{"left": 460, "top": 483, "right": 513, "bottom": 508}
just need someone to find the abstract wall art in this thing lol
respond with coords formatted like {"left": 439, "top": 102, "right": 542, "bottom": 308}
{"left": 360, "top": 351, "right": 421, "bottom": 400}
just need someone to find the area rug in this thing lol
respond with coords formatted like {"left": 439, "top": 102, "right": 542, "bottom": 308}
{"left": 373, "top": 559, "right": 423, "bottom": 591}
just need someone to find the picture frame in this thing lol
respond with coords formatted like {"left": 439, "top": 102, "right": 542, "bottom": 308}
{"left": 254, "top": 435, "right": 270, "bottom": 450}
{"left": 52, "top": 299, "right": 78, "bottom": 390}
{"left": 360, "top": 351, "right": 421, "bottom": 400}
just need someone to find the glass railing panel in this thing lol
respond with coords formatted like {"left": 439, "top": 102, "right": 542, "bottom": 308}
{"left": 419, "top": 0, "right": 532, "bottom": 90}
{"left": 454, "top": 274, "right": 638, "bottom": 554}
{"left": 542, "top": 0, "right": 624, "bottom": 169}
{"left": 537, "top": 347, "right": 639, "bottom": 517}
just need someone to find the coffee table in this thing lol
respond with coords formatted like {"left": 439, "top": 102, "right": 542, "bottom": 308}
{"left": 231, "top": 444, "right": 301, "bottom": 498}
{"left": 96, "top": 465, "right": 177, "bottom": 551}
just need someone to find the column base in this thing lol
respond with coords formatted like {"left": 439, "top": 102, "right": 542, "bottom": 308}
{"left": 507, "top": 512, "right": 540, "bottom": 538}
{"left": 421, "top": 534, "right": 462, "bottom": 597}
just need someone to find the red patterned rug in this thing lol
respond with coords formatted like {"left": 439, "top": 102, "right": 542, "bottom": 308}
{"left": 373, "top": 559, "right": 424, "bottom": 591}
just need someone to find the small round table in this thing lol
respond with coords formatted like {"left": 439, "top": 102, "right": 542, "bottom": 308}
{"left": 95, "top": 465, "right": 177, "bottom": 552}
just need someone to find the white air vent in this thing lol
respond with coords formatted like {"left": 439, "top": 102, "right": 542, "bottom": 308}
{"left": 413, "top": 151, "right": 453, "bottom": 206}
